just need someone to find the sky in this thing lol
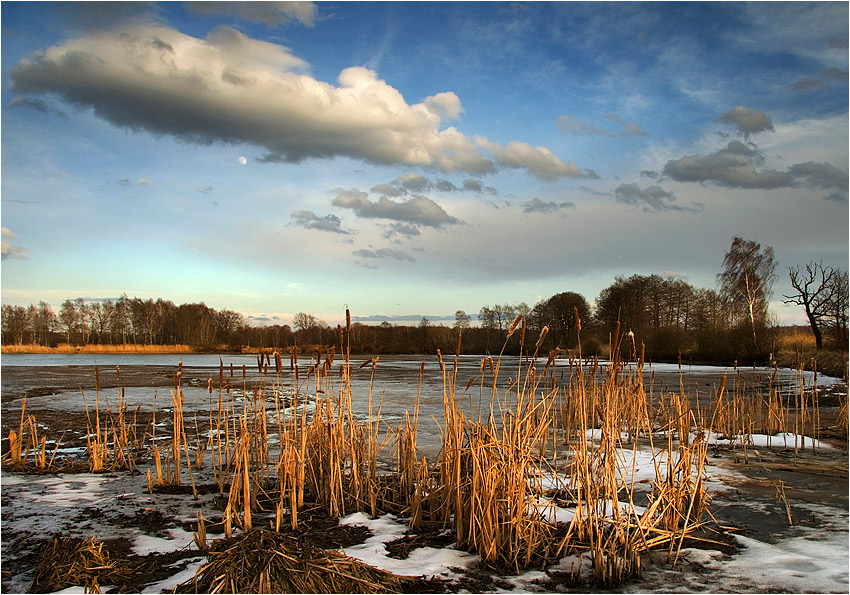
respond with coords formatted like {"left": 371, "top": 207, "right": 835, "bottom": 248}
{"left": 1, "top": 1, "right": 847, "bottom": 328}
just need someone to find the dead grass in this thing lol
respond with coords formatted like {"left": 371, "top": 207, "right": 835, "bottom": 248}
{"left": 174, "top": 528, "right": 421, "bottom": 594}
{"left": 29, "top": 537, "right": 142, "bottom": 593}
{"left": 7, "top": 308, "right": 844, "bottom": 593}
{"left": 2, "top": 343, "right": 194, "bottom": 354}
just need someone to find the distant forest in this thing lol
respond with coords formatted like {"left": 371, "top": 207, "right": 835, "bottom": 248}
{"left": 4, "top": 268, "right": 847, "bottom": 364}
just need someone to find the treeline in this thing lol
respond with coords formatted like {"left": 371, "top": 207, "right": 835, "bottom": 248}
{"left": 2, "top": 239, "right": 847, "bottom": 363}
{"left": 0, "top": 296, "right": 250, "bottom": 350}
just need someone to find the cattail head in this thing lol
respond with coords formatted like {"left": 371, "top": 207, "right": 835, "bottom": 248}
{"left": 507, "top": 314, "right": 523, "bottom": 337}
{"left": 573, "top": 307, "right": 582, "bottom": 335}
{"left": 535, "top": 326, "right": 549, "bottom": 350}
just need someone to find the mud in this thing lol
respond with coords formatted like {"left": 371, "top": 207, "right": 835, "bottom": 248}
{"left": 1, "top": 363, "right": 847, "bottom": 593}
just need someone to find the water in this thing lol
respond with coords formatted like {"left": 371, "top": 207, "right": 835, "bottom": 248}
{"left": 2, "top": 352, "right": 842, "bottom": 456}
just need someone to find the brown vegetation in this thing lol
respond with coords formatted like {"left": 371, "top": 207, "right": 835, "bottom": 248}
{"left": 4, "top": 309, "right": 846, "bottom": 593}
{"left": 1, "top": 343, "right": 194, "bottom": 354}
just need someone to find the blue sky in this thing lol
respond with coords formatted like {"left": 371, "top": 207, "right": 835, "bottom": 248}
{"left": 1, "top": 1, "right": 847, "bottom": 327}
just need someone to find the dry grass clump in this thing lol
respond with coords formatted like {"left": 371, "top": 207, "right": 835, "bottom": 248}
{"left": 29, "top": 536, "right": 139, "bottom": 593}
{"left": 1, "top": 398, "right": 68, "bottom": 473}
{"left": 1, "top": 343, "right": 194, "bottom": 354}
{"left": 175, "top": 529, "right": 420, "bottom": 594}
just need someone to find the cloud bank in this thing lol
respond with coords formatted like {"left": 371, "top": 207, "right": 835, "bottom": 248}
{"left": 11, "top": 24, "right": 588, "bottom": 180}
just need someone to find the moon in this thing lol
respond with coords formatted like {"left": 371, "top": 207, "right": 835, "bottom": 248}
{"left": 238, "top": 156, "right": 247, "bottom": 165}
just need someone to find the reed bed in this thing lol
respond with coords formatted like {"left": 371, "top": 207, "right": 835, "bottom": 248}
{"left": 6, "top": 308, "right": 841, "bottom": 593}
{"left": 2, "top": 343, "right": 194, "bottom": 354}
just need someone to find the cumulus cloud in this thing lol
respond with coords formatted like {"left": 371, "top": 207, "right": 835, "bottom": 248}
{"left": 397, "top": 173, "right": 431, "bottom": 192}
{"left": 1, "top": 228, "right": 28, "bottom": 261}
{"left": 664, "top": 142, "right": 848, "bottom": 200}
{"left": 10, "top": 24, "right": 585, "bottom": 180}
{"left": 462, "top": 178, "right": 497, "bottom": 194}
{"left": 435, "top": 179, "right": 459, "bottom": 192}
{"left": 663, "top": 141, "right": 792, "bottom": 189}
{"left": 479, "top": 140, "right": 597, "bottom": 181}
{"left": 371, "top": 174, "right": 494, "bottom": 198}
{"left": 353, "top": 247, "right": 415, "bottom": 262}
{"left": 521, "top": 198, "right": 576, "bottom": 214}
{"left": 614, "top": 183, "right": 703, "bottom": 213}
{"left": 187, "top": 1, "right": 318, "bottom": 27}
{"left": 716, "top": 106, "right": 774, "bottom": 139}
{"left": 556, "top": 113, "right": 647, "bottom": 137}
{"left": 331, "top": 188, "right": 458, "bottom": 228}
{"left": 291, "top": 210, "right": 350, "bottom": 234}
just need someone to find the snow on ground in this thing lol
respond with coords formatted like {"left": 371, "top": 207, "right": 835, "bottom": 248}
{"left": 1, "top": 430, "right": 846, "bottom": 593}
{"left": 704, "top": 430, "right": 834, "bottom": 450}
{"left": 340, "top": 512, "right": 478, "bottom": 580}
{"left": 627, "top": 529, "right": 849, "bottom": 594}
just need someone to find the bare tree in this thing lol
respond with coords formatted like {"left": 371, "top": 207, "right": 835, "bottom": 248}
{"left": 827, "top": 270, "right": 849, "bottom": 348}
{"left": 292, "top": 312, "right": 318, "bottom": 332}
{"left": 1, "top": 305, "right": 29, "bottom": 345}
{"left": 717, "top": 237, "right": 777, "bottom": 351}
{"left": 453, "top": 310, "right": 471, "bottom": 330}
{"left": 783, "top": 261, "right": 837, "bottom": 349}
{"left": 59, "top": 299, "right": 78, "bottom": 344}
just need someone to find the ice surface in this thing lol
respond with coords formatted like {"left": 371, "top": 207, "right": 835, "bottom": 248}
{"left": 340, "top": 512, "right": 477, "bottom": 579}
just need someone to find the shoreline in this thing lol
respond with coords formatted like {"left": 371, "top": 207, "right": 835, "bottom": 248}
{"left": 1, "top": 343, "right": 196, "bottom": 355}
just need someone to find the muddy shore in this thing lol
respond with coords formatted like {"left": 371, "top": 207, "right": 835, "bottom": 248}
{"left": 1, "top": 363, "right": 847, "bottom": 593}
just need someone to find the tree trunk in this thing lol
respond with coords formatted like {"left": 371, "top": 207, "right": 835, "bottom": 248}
{"left": 805, "top": 303, "right": 823, "bottom": 349}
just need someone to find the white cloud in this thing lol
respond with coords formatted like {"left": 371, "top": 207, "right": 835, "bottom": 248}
{"left": 1, "top": 228, "right": 29, "bottom": 261}
{"left": 10, "top": 24, "right": 585, "bottom": 180}
{"left": 187, "top": 1, "right": 319, "bottom": 27}
{"left": 479, "top": 140, "right": 597, "bottom": 181}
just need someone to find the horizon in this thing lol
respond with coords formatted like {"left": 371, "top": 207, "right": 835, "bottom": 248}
{"left": 2, "top": 2, "right": 848, "bottom": 328}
